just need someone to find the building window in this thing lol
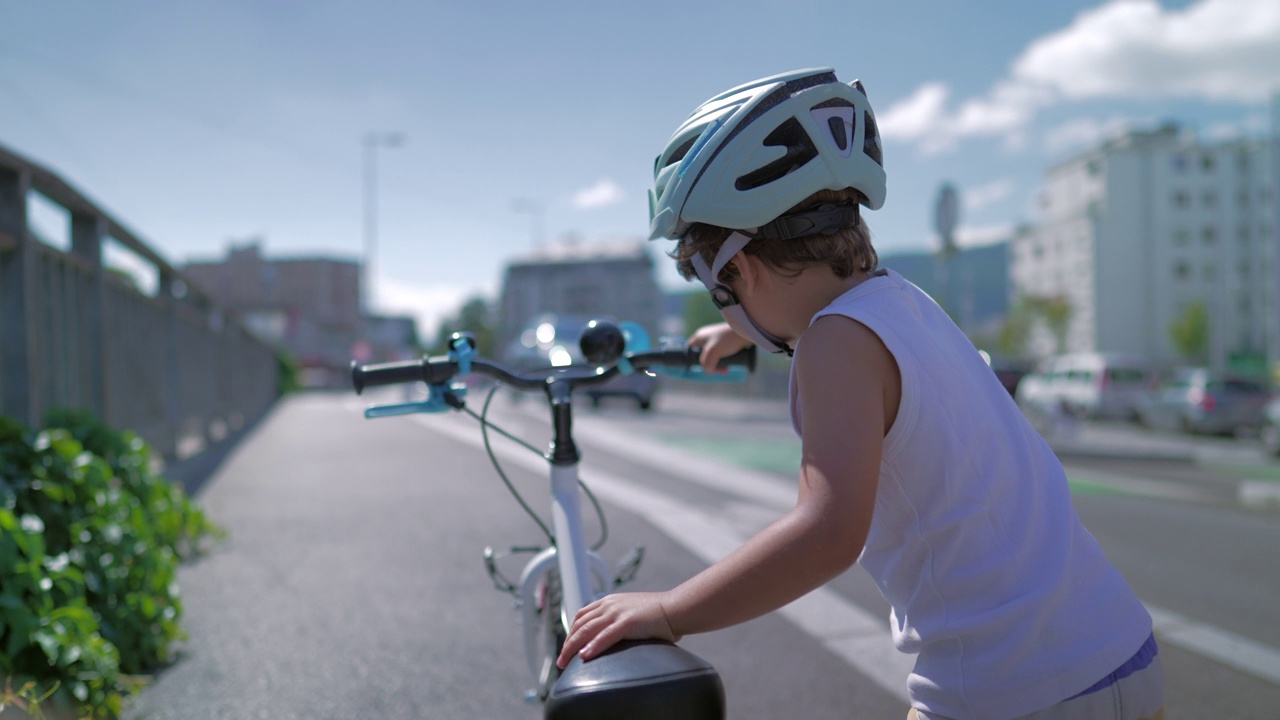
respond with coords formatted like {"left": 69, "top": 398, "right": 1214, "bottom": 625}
{"left": 1201, "top": 153, "right": 1215, "bottom": 172}
{"left": 1173, "top": 190, "right": 1191, "bottom": 208}
{"left": 1174, "top": 260, "right": 1191, "bottom": 281}
{"left": 1202, "top": 190, "right": 1217, "bottom": 208}
{"left": 1203, "top": 264, "right": 1216, "bottom": 282}
{"left": 1238, "top": 226, "right": 1251, "bottom": 244}
{"left": 1172, "top": 154, "right": 1188, "bottom": 173}
{"left": 1239, "top": 190, "right": 1250, "bottom": 208}
{"left": 1202, "top": 227, "right": 1217, "bottom": 245}
{"left": 1086, "top": 159, "right": 1101, "bottom": 176}
{"left": 1174, "top": 227, "right": 1190, "bottom": 246}
{"left": 1237, "top": 151, "right": 1250, "bottom": 173}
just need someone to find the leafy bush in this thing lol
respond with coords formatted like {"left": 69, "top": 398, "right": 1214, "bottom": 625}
{"left": 0, "top": 411, "right": 222, "bottom": 718}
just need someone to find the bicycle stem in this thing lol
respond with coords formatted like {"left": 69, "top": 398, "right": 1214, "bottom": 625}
{"left": 547, "top": 380, "right": 580, "bottom": 466}
{"left": 545, "top": 378, "right": 595, "bottom": 622}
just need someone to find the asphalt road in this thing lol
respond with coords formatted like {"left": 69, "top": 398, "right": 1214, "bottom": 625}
{"left": 121, "top": 388, "right": 1280, "bottom": 719}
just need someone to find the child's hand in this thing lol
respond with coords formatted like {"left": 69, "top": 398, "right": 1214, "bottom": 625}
{"left": 688, "top": 323, "right": 753, "bottom": 374}
{"left": 555, "top": 592, "right": 681, "bottom": 669}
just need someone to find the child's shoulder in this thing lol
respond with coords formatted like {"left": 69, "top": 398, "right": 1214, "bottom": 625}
{"left": 795, "top": 313, "right": 897, "bottom": 387}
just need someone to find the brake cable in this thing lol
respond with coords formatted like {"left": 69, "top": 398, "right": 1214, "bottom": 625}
{"left": 459, "top": 381, "right": 610, "bottom": 551}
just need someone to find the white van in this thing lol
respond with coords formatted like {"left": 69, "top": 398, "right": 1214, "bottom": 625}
{"left": 1016, "top": 352, "right": 1153, "bottom": 420}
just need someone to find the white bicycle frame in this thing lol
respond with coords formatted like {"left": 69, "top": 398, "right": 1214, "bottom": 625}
{"left": 517, "top": 462, "right": 612, "bottom": 683}
{"left": 532, "top": 464, "right": 609, "bottom": 620}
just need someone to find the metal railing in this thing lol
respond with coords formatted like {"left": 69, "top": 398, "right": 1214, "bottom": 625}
{"left": 0, "top": 142, "right": 278, "bottom": 460}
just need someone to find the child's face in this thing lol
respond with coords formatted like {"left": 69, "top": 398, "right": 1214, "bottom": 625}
{"left": 720, "top": 265, "right": 792, "bottom": 346}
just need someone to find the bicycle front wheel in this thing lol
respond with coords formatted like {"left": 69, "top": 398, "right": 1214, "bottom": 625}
{"left": 527, "top": 567, "right": 566, "bottom": 701}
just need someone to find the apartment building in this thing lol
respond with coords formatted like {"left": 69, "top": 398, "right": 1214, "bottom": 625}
{"left": 1011, "top": 125, "right": 1278, "bottom": 369}
{"left": 183, "top": 241, "right": 373, "bottom": 386}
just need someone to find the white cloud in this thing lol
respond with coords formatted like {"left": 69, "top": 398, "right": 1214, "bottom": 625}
{"left": 373, "top": 276, "right": 486, "bottom": 342}
{"left": 963, "top": 179, "right": 1016, "bottom": 212}
{"left": 881, "top": 0, "right": 1280, "bottom": 154}
{"left": 571, "top": 178, "right": 624, "bottom": 209}
{"left": 879, "top": 82, "right": 951, "bottom": 142}
{"left": 1013, "top": 0, "right": 1280, "bottom": 103}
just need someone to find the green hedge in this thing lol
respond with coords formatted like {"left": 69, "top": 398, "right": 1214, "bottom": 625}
{"left": 0, "top": 410, "right": 222, "bottom": 718}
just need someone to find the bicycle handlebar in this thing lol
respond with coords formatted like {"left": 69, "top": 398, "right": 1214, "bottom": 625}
{"left": 351, "top": 344, "right": 756, "bottom": 396}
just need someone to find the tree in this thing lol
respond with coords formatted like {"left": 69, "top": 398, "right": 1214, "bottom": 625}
{"left": 1169, "top": 300, "right": 1210, "bottom": 364}
{"left": 433, "top": 295, "right": 496, "bottom": 356}
{"left": 683, "top": 291, "right": 722, "bottom": 336}
{"left": 999, "top": 293, "right": 1074, "bottom": 357}
{"left": 1038, "top": 295, "right": 1073, "bottom": 354}
{"left": 1019, "top": 294, "right": 1074, "bottom": 354}
{"left": 996, "top": 298, "right": 1035, "bottom": 358}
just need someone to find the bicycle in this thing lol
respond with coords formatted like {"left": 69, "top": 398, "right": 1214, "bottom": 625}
{"left": 350, "top": 319, "right": 755, "bottom": 719}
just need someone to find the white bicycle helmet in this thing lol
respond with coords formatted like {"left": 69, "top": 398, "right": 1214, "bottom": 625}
{"left": 648, "top": 67, "right": 886, "bottom": 242}
{"left": 647, "top": 68, "right": 887, "bottom": 355}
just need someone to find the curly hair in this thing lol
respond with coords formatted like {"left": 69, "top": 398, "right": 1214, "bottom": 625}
{"left": 670, "top": 188, "right": 878, "bottom": 284}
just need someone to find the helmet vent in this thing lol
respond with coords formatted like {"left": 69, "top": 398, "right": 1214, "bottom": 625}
{"left": 734, "top": 117, "right": 819, "bottom": 191}
{"left": 663, "top": 134, "right": 699, "bottom": 169}
{"left": 863, "top": 111, "right": 883, "bottom": 166}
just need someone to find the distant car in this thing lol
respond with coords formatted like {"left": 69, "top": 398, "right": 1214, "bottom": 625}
{"left": 1260, "top": 395, "right": 1280, "bottom": 457}
{"left": 503, "top": 313, "right": 659, "bottom": 411}
{"left": 1137, "top": 367, "right": 1271, "bottom": 436}
{"left": 980, "top": 352, "right": 1035, "bottom": 397}
{"left": 1014, "top": 352, "right": 1153, "bottom": 420}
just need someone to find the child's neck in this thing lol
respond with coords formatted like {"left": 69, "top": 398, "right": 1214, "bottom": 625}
{"left": 782, "top": 267, "right": 877, "bottom": 339}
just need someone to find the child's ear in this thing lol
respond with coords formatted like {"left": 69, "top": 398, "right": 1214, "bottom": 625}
{"left": 731, "top": 250, "right": 760, "bottom": 296}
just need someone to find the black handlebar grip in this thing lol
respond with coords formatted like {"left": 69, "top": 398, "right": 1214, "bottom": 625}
{"left": 350, "top": 360, "right": 424, "bottom": 395}
{"left": 718, "top": 345, "right": 757, "bottom": 371}
{"left": 680, "top": 345, "right": 757, "bottom": 371}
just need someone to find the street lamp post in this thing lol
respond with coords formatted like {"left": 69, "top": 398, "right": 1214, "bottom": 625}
{"left": 362, "top": 131, "right": 406, "bottom": 313}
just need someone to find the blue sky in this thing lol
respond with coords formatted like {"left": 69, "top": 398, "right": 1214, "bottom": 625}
{"left": 2, "top": 0, "right": 1278, "bottom": 336}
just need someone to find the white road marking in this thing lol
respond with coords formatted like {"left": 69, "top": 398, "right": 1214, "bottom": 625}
{"left": 382, "top": 402, "right": 1280, "bottom": 693}
{"left": 1149, "top": 605, "right": 1280, "bottom": 686}
{"left": 1238, "top": 479, "right": 1280, "bottom": 510}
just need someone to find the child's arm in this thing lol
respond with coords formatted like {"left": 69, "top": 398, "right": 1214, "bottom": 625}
{"left": 687, "top": 322, "right": 754, "bottom": 372}
{"left": 557, "top": 314, "right": 898, "bottom": 667}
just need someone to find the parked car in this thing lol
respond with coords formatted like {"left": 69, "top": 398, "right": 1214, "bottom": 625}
{"left": 983, "top": 353, "right": 1036, "bottom": 397}
{"left": 1257, "top": 394, "right": 1280, "bottom": 456}
{"left": 503, "top": 313, "right": 659, "bottom": 410}
{"left": 1014, "top": 352, "right": 1153, "bottom": 420}
{"left": 1136, "top": 367, "right": 1271, "bottom": 436}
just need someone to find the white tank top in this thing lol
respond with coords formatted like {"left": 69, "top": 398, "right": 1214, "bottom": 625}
{"left": 789, "top": 269, "right": 1152, "bottom": 719}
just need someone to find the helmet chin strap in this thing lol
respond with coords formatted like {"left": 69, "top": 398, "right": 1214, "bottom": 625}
{"left": 690, "top": 231, "right": 794, "bottom": 356}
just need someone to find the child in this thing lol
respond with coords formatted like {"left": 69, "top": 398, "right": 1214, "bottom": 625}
{"left": 556, "top": 68, "right": 1163, "bottom": 720}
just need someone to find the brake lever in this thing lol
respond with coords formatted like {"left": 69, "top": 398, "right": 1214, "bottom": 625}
{"left": 364, "top": 382, "right": 466, "bottom": 418}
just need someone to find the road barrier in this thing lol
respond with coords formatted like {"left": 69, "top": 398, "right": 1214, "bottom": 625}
{"left": 0, "top": 142, "right": 278, "bottom": 459}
